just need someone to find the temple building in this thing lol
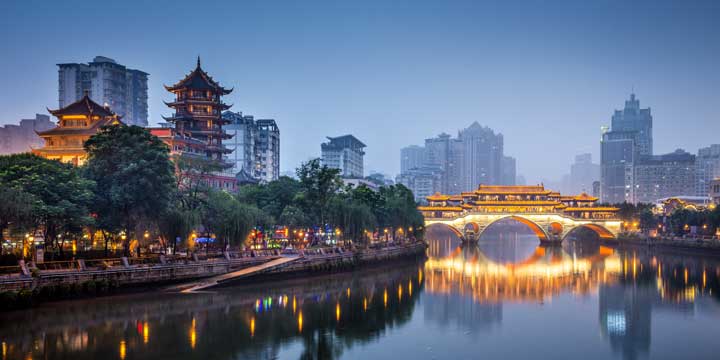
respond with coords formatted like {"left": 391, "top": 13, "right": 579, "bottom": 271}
{"left": 32, "top": 93, "right": 122, "bottom": 165}
{"left": 159, "top": 58, "right": 237, "bottom": 190}
{"left": 419, "top": 184, "right": 618, "bottom": 220}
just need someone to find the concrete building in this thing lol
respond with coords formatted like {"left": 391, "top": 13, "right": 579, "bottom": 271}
{"left": 400, "top": 145, "right": 426, "bottom": 173}
{"left": 255, "top": 119, "right": 280, "bottom": 182}
{"left": 458, "top": 122, "right": 504, "bottom": 191}
{"left": 710, "top": 178, "right": 720, "bottom": 205}
{"left": 221, "top": 111, "right": 280, "bottom": 183}
{"left": 398, "top": 122, "right": 510, "bottom": 197}
{"left": 321, "top": 135, "right": 366, "bottom": 178}
{"left": 601, "top": 94, "right": 653, "bottom": 204}
{"left": 695, "top": 144, "right": 720, "bottom": 196}
{"left": 633, "top": 149, "right": 696, "bottom": 204}
{"left": 58, "top": 56, "right": 148, "bottom": 126}
{"left": 569, "top": 153, "right": 600, "bottom": 194}
{"left": 395, "top": 166, "right": 444, "bottom": 203}
{"left": 501, "top": 156, "right": 517, "bottom": 186}
{"left": 0, "top": 114, "right": 55, "bottom": 155}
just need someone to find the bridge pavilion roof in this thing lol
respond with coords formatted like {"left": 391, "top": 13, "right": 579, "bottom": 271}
{"left": 474, "top": 184, "right": 553, "bottom": 195}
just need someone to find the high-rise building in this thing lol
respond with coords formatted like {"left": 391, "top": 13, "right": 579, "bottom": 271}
{"left": 398, "top": 122, "right": 510, "bottom": 197}
{"left": 395, "top": 166, "right": 444, "bottom": 203}
{"left": 458, "top": 122, "right": 504, "bottom": 190}
{"left": 223, "top": 111, "right": 256, "bottom": 177}
{"left": 321, "top": 135, "right": 366, "bottom": 178}
{"left": 58, "top": 56, "right": 148, "bottom": 126}
{"left": 0, "top": 114, "right": 55, "bottom": 155}
{"left": 633, "top": 149, "right": 696, "bottom": 203}
{"left": 254, "top": 119, "right": 280, "bottom": 182}
{"left": 601, "top": 94, "right": 653, "bottom": 204}
{"left": 611, "top": 93, "right": 653, "bottom": 156}
{"left": 569, "top": 153, "right": 600, "bottom": 194}
{"left": 400, "top": 145, "right": 426, "bottom": 173}
{"left": 695, "top": 144, "right": 720, "bottom": 196}
{"left": 501, "top": 156, "right": 517, "bottom": 186}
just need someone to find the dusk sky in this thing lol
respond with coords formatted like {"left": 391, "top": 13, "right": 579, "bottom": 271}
{"left": 1, "top": 0, "right": 718, "bottom": 183}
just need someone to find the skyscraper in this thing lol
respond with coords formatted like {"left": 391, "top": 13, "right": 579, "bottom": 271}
{"left": 601, "top": 94, "right": 653, "bottom": 203}
{"left": 633, "top": 149, "right": 696, "bottom": 203}
{"left": 321, "top": 135, "right": 366, "bottom": 178}
{"left": 569, "top": 153, "right": 600, "bottom": 194}
{"left": 58, "top": 56, "right": 148, "bottom": 126}
{"left": 222, "top": 112, "right": 280, "bottom": 183}
{"left": 458, "top": 122, "right": 504, "bottom": 190}
{"left": 254, "top": 119, "right": 280, "bottom": 182}
{"left": 398, "top": 122, "right": 510, "bottom": 197}
{"left": 400, "top": 145, "right": 426, "bottom": 173}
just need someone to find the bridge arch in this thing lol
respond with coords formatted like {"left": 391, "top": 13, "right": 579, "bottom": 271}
{"left": 563, "top": 223, "right": 616, "bottom": 241}
{"left": 425, "top": 222, "right": 464, "bottom": 240}
{"left": 477, "top": 215, "right": 550, "bottom": 241}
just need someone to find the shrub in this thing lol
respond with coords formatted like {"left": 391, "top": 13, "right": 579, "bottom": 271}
{"left": 16, "top": 289, "right": 33, "bottom": 308}
{"left": 96, "top": 279, "right": 109, "bottom": 294}
{"left": 57, "top": 283, "right": 71, "bottom": 298}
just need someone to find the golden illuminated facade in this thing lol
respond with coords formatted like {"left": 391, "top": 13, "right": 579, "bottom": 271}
{"left": 32, "top": 93, "right": 122, "bottom": 165}
{"left": 420, "top": 185, "right": 621, "bottom": 242}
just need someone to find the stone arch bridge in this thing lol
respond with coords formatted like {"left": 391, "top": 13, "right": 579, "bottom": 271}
{"left": 425, "top": 213, "right": 621, "bottom": 243}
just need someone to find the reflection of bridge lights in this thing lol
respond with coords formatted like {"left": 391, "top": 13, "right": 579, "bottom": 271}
{"left": 383, "top": 289, "right": 388, "bottom": 307}
{"left": 250, "top": 317, "right": 255, "bottom": 338}
{"left": 409, "top": 281, "right": 413, "bottom": 296}
{"left": 292, "top": 296, "right": 297, "bottom": 314}
{"left": 398, "top": 284, "right": 403, "bottom": 300}
{"left": 347, "top": 287, "right": 351, "bottom": 298}
{"left": 190, "top": 318, "right": 197, "bottom": 349}
{"left": 298, "top": 312, "right": 303, "bottom": 332}
{"left": 119, "top": 340, "right": 126, "bottom": 360}
{"left": 363, "top": 297, "right": 368, "bottom": 311}
{"left": 143, "top": 323, "right": 149, "bottom": 344}
{"left": 336, "top": 303, "right": 341, "bottom": 321}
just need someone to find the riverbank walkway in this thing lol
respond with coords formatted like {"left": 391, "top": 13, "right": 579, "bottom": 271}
{"left": 176, "top": 256, "right": 300, "bottom": 293}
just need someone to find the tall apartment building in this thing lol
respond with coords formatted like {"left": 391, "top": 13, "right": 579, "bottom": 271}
{"left": 58, "top": 56, "right": 148, "bottom": 126}
{"left": 569, "top": 153, "right": 600, "bottom": 195}
{"left": 400, "top": 145, "right": 426, "bottom": 173}
{"left": 398, "top": 122, "right": 511, "bottom": 199}
{"left": 696, "top": 144, "right": 720, "bottom": 196}
{"left": 222, "top": 112, "right": 280, "bottom": 183}
{"left": 0, "top": 114, "right": 55, "bottom": 154}
{"left": 633, "top": 149, "right": 696, "bottom": 203}
{"left": 601, "top": 94, "right": 653, "bottom": 203}
{"left": 255, "top": 119, "right": 280, "bottom": 182}
{"left": 395, "top": 166, "right": 443, "bottom": 202}
{"left": 321, "top": 135, "right": 366, "bottom": 178}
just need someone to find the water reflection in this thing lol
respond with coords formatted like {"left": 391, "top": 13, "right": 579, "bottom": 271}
{"left": 0, "top": 263, "right": 423, "bottom": 359}
{"left": 2, "top": 225, "right": 720, "bottom": 359}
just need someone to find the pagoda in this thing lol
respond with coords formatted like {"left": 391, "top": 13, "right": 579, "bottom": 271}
{"left": 33, "top": 92, "right": 122, "bottom": 166}
{"left": 162, "top": 57, "right": 233, "bottom": 168}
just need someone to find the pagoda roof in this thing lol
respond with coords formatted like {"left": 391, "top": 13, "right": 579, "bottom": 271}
{"left": 474, "top": 184, "right": 551, "bottom": 195}
{"left": 573, "top": 192, "right": 598, "bottom": 201}
{"left": 426, "top": 192, "right": 450, "bottom": 201}
{"left": 47, "top": 93, "right": 116, "bottom": 118}
{"left": 563, "top": 207, "right": 618, "bottom": 212}
{"left": 164, "top": 57, "right": 232, "bottom": 94}
{"left": 36, "top": 115, "right": 122, "bottom": 137}
{"left": 417, "top": 206, "right": 464, "bottom": 212}
{"left": 470, "top": 200, "right": 561, "bottom": 206}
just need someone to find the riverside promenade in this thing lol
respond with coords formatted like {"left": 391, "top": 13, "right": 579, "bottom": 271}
{"left": 0, "top": 242, "right": 427, "bottom": 294}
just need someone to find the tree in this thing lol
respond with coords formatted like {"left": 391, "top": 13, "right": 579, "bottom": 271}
{"left": 296, "top": 159, "right": 342, "bottom": 225}
{"left": 0, "top": 187, "right": 36, "bottom": 246}
{"left": 84, "top": 125, "right": 175, "bottom": 256}
{"left": 157, "top": 205, "right": 199, "bottom": 254}
{"left": 0, "top": 153, "right": 94, "bottom": 255}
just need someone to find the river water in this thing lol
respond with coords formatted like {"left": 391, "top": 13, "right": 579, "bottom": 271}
{"left": 2, "top": 224, "right": 720, "bottom": 359}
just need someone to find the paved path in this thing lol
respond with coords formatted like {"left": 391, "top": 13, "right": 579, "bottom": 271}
{"left": 178, "top": 256, "right": 299, "bottom": 293}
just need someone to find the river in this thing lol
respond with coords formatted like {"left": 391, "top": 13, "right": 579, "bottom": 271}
{"left": 2, "top": 223, "right": 720, "bottom": 359}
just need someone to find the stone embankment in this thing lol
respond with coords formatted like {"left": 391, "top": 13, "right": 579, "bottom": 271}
{"left": 618, "top": 233, "right": 720, "bottom": 253}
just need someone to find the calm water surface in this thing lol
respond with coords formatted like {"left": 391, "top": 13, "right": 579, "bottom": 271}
{"left": 2, "top": 224, "right": 720, "bottom": 359}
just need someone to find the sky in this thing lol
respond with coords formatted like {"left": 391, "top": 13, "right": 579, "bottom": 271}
{"left": 1, "top": 0, "right": 719, "bottom": 183}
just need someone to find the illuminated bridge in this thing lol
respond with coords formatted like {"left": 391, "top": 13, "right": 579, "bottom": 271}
{"left": 419, "top": 185, "right": 621, "bottom": 243}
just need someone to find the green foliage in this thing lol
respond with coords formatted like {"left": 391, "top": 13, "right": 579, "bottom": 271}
{"left": 84, "top": 125, "right": 176, "bottom": 254}
{"left": 0, "top": 153, "right": 95, "bottom": 249}
{"left": 296, "top": 159, "right": 342, "bottom": 224}
{"left": 204, "top": 190, "right": 268, "bottom": 247}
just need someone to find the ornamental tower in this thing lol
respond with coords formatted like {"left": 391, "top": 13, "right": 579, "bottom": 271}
{"left": 163, "top": 57, "right": 233, "bottom": 168}
{"left": 33, "top": 92, "right": 122, "bottom": 166}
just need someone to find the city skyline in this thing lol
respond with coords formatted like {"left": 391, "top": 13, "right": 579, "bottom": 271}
{"left": 1, "top": 0, "right": 719, "bottom": 182}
